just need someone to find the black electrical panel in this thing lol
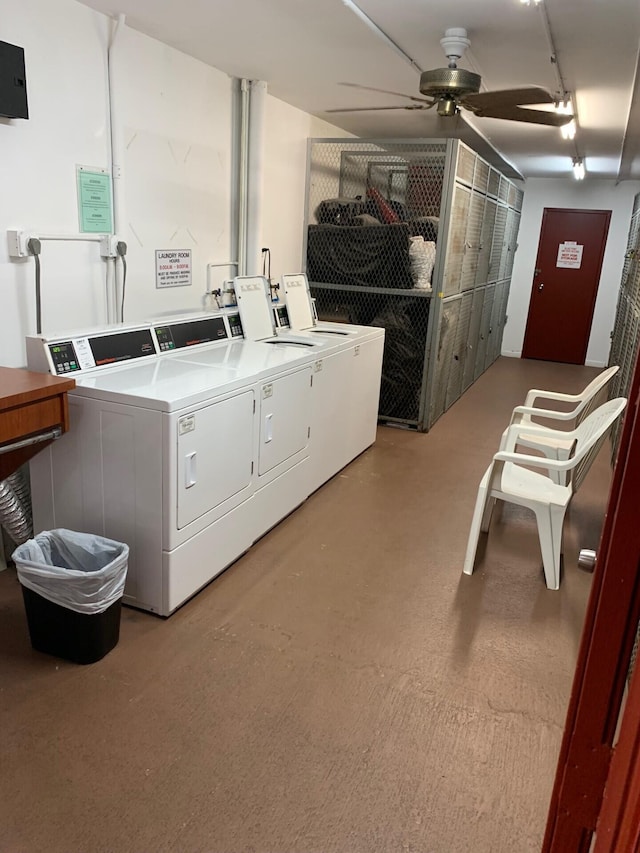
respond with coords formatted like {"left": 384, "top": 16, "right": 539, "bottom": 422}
{"left": 0, "top": 41, "right": 28, "bottom": 119}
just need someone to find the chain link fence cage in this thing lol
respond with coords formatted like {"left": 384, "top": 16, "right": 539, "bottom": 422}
{"left": 304, "top": 139, "right": 522, "bottom": 430}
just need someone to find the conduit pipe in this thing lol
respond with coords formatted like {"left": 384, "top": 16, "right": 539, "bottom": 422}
{"left": 107, "top": 13, "right": 126, "bottom": 322}
{"left": 246, "top": 80, "right": 268, "bottom": 276}
{"left": 237, "top": 79, "right": 251, "bottom": 275}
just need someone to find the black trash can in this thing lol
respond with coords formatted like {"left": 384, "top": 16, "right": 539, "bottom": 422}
{"left": 13, "top": 529, "right": 129, "bottom": 665}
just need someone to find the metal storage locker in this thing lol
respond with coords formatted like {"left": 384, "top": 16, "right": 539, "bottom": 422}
{"left": 305, "top": 138, "right": 522, "bottom": 431}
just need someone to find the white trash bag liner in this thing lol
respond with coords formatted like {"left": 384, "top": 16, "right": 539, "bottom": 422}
{"left": 13, "top": 529, "right": 129, "bottom": 615}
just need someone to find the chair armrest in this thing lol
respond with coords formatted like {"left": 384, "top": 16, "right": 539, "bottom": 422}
{"left": 502, "top": 421, "right": 578, "bottom": 454}
{"left": 523, "top": 388, "right": 581, "bottom": 407}
{"left": 510, "top": 404, "right": 579, "bottom": 425}
{"left": 494, "top": 450, "right": 570, "bottom": 472}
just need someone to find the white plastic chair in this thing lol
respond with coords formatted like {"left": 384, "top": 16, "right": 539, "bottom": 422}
{"left": 464, "top": 397, "right": 627, "bottom": 590}
{"left": 498, "top": 365, "right": 619, "bottom": 486}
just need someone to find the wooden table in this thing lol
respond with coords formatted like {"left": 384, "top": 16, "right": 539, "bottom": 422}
{"left": 0, "top": 366, "right": 75, "bottom": 481}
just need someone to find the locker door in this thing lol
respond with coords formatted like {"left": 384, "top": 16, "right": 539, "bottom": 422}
{"left": 443, "top": 184, "right": 471, "bottom": 296}
{"left": 446, "top": 292, "right": 473, "bottom": 410}
{"left": 463, "top": 288, "right": 485, "bottom": 392}
{"left": 433, "top": 298, "right": 461, "bottom": 419}
{"left": 475, "top": 285, "right": 495, "bottom": 380}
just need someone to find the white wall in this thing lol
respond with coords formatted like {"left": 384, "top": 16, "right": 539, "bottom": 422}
{"left": 262, "top": 102, "right": 355, "bottom": 279}
{"left": 503, "top": 178, "right": 640, "bottom": 366}
{"left": 0, "top": 0, "right": 111, "bottom": 367}
{"left": 0, "top": 0, "right": 351, "bottom": 368}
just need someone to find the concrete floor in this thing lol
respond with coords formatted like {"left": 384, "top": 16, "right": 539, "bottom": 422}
{"left": 0, "top": 357, "right": 613, "bottom": 852}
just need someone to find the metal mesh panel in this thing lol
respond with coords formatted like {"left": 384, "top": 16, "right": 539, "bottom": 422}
{"left": 311, "top": 282, "right": 431, "bottom": 427}
{"left": 446, "top": 291, "right": 473, "bottom": 409}
{"left": 443, "top": 184, "right": 471, "bottom": 296}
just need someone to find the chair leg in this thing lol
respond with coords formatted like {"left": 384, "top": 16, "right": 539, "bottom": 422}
{"left": 481, "top": 497, "right": 496, "bottom": 533}
{"left": 535, "top": 503, "right": 566, "bottom": 590}
{"left": 463, "top": 477, "right": 491, "bottom": 576}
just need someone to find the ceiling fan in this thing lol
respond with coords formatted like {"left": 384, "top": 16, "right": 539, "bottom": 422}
{"left": 327, "top": 28, "right": 573, "bottom": 127}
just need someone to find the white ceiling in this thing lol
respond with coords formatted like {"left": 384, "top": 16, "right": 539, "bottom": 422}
{"left": 80, "top": 0, "right": 640, "bottom": 181}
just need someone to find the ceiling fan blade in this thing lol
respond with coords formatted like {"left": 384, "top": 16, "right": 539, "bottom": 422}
{"left": 339, "top": 82, "right": 434, "bottom": 105}
{"left": 324, "top": 104, "right": 432, "bottom": 113}
{"left": 464, "top": 86, "right": 555, "bottom": 110}
{"left": 466, "top": 104, "right": 573, "bottom": 126}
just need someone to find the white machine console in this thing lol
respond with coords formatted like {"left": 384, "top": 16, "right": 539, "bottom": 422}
{"left": 280, "top": 272, "right": 355, "bottom": 337}
{"left": 281, "top": 273, "right": 315, "bottom": 330}
{"left": 26, "top": 313, "right": 233, "bottom": 376}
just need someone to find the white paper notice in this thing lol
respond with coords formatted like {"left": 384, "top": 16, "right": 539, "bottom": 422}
{"left": 556, "top": 241, "right": 583, "bottom": 269}
{"left": 155, "top": 249, "right": 192, "bottom": 288}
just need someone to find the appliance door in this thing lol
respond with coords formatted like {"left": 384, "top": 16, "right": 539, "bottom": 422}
{"left": 258, "top": 367, "right": 311, "bottom": 477}
{"left": 177, "top": 390, "right": 254, "bottom": 530}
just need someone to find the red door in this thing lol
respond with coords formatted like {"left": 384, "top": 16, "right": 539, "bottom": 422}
{"left": 522, "top": 208, "right": 611, "bottom": 364}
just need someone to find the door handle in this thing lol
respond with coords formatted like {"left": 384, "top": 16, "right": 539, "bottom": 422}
{"left": 185, "top": 451, "right": 197, "bottom": 488}
{"left": 538, "top": 283, "right": 544, "bottom": 292}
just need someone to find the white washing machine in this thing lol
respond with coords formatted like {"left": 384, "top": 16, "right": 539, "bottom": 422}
{"left": 234, "top": 275, "right": 385, "bottom": 493}
{"left": 278, "top": 273, "right": 386, "bottom": 490}
{"left": 26, "top": 315, "right": 315, "bottom": 615}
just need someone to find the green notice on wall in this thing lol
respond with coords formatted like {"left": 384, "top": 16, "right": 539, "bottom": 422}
{"left": 77, "top": 166, "right": 113, "bottom": 233}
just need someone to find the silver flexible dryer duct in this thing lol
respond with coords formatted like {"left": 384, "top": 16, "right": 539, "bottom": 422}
{"left": 0, "top": 470, "right": 33, "bottom": 547}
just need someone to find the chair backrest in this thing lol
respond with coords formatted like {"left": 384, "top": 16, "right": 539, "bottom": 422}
{"left": 568, "top": 397, "right": 627, "bottom": 492}
{"left": 523, "top": 364, "right": 620, "bottom": 429}
{"left": 574, "top": 365, "right": 620, "bottom": 426}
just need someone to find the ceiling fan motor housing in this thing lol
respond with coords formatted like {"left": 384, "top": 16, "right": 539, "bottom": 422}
{"left": 419, "top": 67, "right": 481, "bottom": 100}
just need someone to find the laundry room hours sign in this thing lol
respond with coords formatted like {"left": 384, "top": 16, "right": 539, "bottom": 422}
{"left": 155, "top": 249, "right": 192, "bottom": 288}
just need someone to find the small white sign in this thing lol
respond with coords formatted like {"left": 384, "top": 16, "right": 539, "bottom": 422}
{"left": 556, "top": 241, "right": 584, "bottom": 269}
{"left": 155, "top": 249, "right": 192, "bottom": 288}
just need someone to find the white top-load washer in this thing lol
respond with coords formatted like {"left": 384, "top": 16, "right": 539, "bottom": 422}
{"left": 277, "top": 273, "right": 386, "bottom": 489}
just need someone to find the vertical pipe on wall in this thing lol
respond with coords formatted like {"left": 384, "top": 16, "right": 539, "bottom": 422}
{"left": 107, "top": 13, "right": 126, "bottom": 322}
{"left": 246, "top": 80, "right": 267, "bottom": 276}
{"left": 237, "top": 79, "right": 251, "bottom": 276}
